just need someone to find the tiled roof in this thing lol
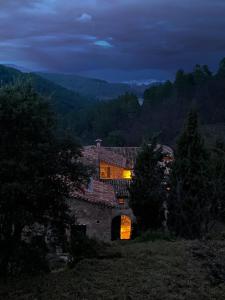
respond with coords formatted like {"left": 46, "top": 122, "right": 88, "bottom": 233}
{"left": 101, "top": 179, "right": 131, "bottom": 197}
{"left": 69, "top": 179, "right": 118, "bottom": 208}
{"left": 84, "top": 145, "right": 174, "bottom": 169}
{"left": 104, "top": 147, "right": 139, "bottom": 169}
{"left": 82, "top": 146, "right": 127, "bottom": 168}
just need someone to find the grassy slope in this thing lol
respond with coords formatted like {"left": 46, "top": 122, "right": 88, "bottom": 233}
{"left": 2, "top": 240, "right": 225, "bottom": 300}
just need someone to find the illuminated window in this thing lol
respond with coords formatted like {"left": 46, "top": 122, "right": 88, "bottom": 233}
{"left": 100, "top": 161, "right": 132, "bottom": 180}
{"left": 120, "top": 215, "right": 131, "bottom": 240}
{"left": 100, "top": 166, "right": 111, "bottom": 179}
{"left": 123, "top": 169, "right": 132, "bottom": 179}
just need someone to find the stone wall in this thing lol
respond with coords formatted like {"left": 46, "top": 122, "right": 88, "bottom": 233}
{"left": 68, "top": 198, "right": 113, "bottom": 242}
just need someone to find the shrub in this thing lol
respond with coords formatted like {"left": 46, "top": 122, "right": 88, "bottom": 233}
{"left": 134, "top": 230, "right": 176, "bottom": 243}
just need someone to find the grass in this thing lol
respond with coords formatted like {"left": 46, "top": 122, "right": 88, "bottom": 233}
{"left": 1, "top": 240, "right": 225, "bottom": 299}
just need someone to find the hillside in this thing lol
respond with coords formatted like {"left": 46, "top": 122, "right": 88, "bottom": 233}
{"left": 2, "top": 239, "right": 225, "bottom": 299}
{"left": 77, "top": 59, "right": 225, "bottom": 146}
{"left": 38, "top": 72, "right": 148, "bottom": 100}
{"left": 2, "top": 61, "right": 225, "bottom": 147}
{"left": 0, "top": 65, "right": 92, "bottom": 114}
{"left": 0, "top": 65, "right": 97, "bottom": 140}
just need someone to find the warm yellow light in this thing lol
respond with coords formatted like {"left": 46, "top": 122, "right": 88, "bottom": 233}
{"left": 120, "top": 215, "right": 131, "bottom": 240}
{"left": 123, "top": 170, "right": 132, "bottom": 179}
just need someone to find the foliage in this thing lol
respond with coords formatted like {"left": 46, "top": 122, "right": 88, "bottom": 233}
{"left": 168, "top": 110, "right": 215, "bottom": 239}
{"left": 78, "top": 93, "right": 140, "bottom": 145}
{"left": 3, "top": 237, "right": 50, "bottom": 277}
{"left": 0, "top": 82, "right": 90, "bottom": 278}
{"left": 144, "top": 80, "right": 173, "bottom": 106}
{"left": 134, "top": 230, "right": 175, "bottom": 243}
{"left": 129, "top": 138, "right": 166, "bottom": 231}
{"left": 2, "top": 240, "right": 225, "bottom": 299}
{"left": 38, "top": 72, "right": 145, "bottom": 100}
{"left": 217, "top": 57, "right": 225, "bottom": 78}
{"left": 2, "top": 59, "right": 225, "bottom": 147}
{"left": 209, "top": 139, "right": 225, "bottom": 222}
{"left": 68, "top": 232, "right": 101, "bottom": 267}
{"left": 68, "top": 57, "right": 225, "bottom": 146}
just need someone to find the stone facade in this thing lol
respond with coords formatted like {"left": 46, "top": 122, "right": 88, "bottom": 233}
{"left": 68, "top": 198, "right": 113, "bottom": 242}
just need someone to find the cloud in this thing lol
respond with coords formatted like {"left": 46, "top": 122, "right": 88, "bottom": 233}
{"left": 94, "top": 40, "right": 113, "bottom": 48}
{"left": 0, "top": 0, "right": 225, "bottom": 80}
{"left": 77, "top": 13, "right": 92, "bottom": 23}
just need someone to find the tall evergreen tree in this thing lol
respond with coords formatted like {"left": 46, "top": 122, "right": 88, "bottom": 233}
{"left": 217, "top": 57, "right": 225, "bottom": 78}
{"left": 0, "top": 82, "right": 89, "bottom": 278}
{"left": 209, "top": 139, "right": 225, "bottom": 223}
{"left": 168, "top": 110, "right": 213, "bottom": 239}
{"left": 129, "top": 138, "right": 166, "bottom": 232}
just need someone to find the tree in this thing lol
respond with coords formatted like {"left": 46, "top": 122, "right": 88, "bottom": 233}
{"left": 144, "top": 81, "right": 173, "bottom": 107}
{"left": 129, "top": 138, "right": 166, "bottom": 232}
{"left": 209, "top": 139, "right": 225, "bottom": 223}
{"left": 217, "top": 57, "right": 225, "bottom": 78}
{"left": 168, "top": 110, "right": 213, "bottom": 239}
{"left": 193, "top": 64, "right": 212, "bottom": 84}
{"left": 0, "top": 82, "right": 89, "bottom": 278}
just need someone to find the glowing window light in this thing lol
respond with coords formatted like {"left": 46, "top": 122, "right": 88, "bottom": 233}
{"left": 123, "top": 169, "right": 132, "bottom": 179}
{"left": 120, "top": 215, "right": 131, "bottom": 240}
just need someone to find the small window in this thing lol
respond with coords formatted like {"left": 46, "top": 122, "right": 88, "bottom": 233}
{"left": 100, "top": 166, "right": 111, "bottom": 179}
{"left": 118, "top": 198, "right": 125, "bottom": 205}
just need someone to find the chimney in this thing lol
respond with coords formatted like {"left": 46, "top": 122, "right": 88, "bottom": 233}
{"left": 95, "top": 139, "right": 102, "bottom": 148}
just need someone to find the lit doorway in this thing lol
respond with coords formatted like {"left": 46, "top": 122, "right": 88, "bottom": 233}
{"left": 111, "top": 215, "right": 132, "bottom": 240}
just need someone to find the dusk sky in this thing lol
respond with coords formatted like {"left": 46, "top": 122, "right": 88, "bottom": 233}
{"left": 0, "top": 0, "right": 225, "bottom": 82}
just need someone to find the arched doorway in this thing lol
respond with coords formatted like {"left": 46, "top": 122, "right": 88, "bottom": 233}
{"left": 111, "top": 215, "right": 132, "bottom": 240}
{"left": 120, "top": 215, "right": 131, "bottom": 240}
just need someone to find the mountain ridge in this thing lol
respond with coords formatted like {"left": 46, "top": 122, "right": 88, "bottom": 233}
{"left": 37, "top": 72, "right": 156, "bottom": 100}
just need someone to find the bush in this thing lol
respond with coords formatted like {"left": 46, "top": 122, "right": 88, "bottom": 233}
{"left": 134, "top": 230, "right": 176, "bottom": 243}
{"left": 0, "top": 236, "right": 49, "bottom": 278}
{"left": 68, "top": 233, "right": 103, "bottom": 267}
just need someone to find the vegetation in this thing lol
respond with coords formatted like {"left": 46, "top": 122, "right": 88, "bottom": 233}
{"left": 38, "top": 72, "right": 145, "bottom": 100}
{"left": 0, "top": 65, "right": 95, "bottom": 143}
{"left": 1, "top": 57, "right": 225, "bottom": 289}
{"left": 2, "top": 58, "right": 225, "bottom": 147}
{"left": 2, "top": 239, "right": 225, "bottom": 299}
{"left": 130, "top": 108, "right": 225, "bottom": 240}
{"left": 129, "top": 138, "right": 166, "bottom": 232}
{"left": 168, "top": 110, "right": 214, "bottom": 238}
{"left": 0, "top": 82, "right": 89, "bottom": 278}
{"left": 74, "top": 57, "right": 225, "bottom": 146}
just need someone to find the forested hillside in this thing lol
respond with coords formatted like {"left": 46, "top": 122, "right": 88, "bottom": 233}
{"left": 77, "top": 58, "right": 225, "bottom": 146}
{"left": 0, "top": 65, "right": 91, "bottom": 113}
{"left": 38, "top": 72, "right": 147, "bottom": 100}
{"left": 0, "top": 65, "right": 95, "bottom": 139}
{"left": 2, "top": 59, "right": 225, "bottom": 147}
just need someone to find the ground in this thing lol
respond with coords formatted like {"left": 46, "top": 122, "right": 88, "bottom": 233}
{"left": 1, "top": 239, "right": 225, "bottom": 300}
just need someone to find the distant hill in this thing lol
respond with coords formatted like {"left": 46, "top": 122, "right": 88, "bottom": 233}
{"left": 37, "top": 72, "right": 150, "bottom": 100}
{"left": 3, "top": 64, "right": 32, "bottom": 73}
{"left": 73, "top": 58, "right": 225, "bottom": 146}
{"left": 0, "top": 65, "right": 93, "bottom": 113}
{"left": 2, "top": 61, "right": 225, "bottom": 147}
{"left": 0, "top": 65, "right": 97, "bottom": 140}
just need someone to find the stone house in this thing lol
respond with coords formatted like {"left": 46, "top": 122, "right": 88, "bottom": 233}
{"left": 68, "top": 140, "right": 173, "bottom": 242}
